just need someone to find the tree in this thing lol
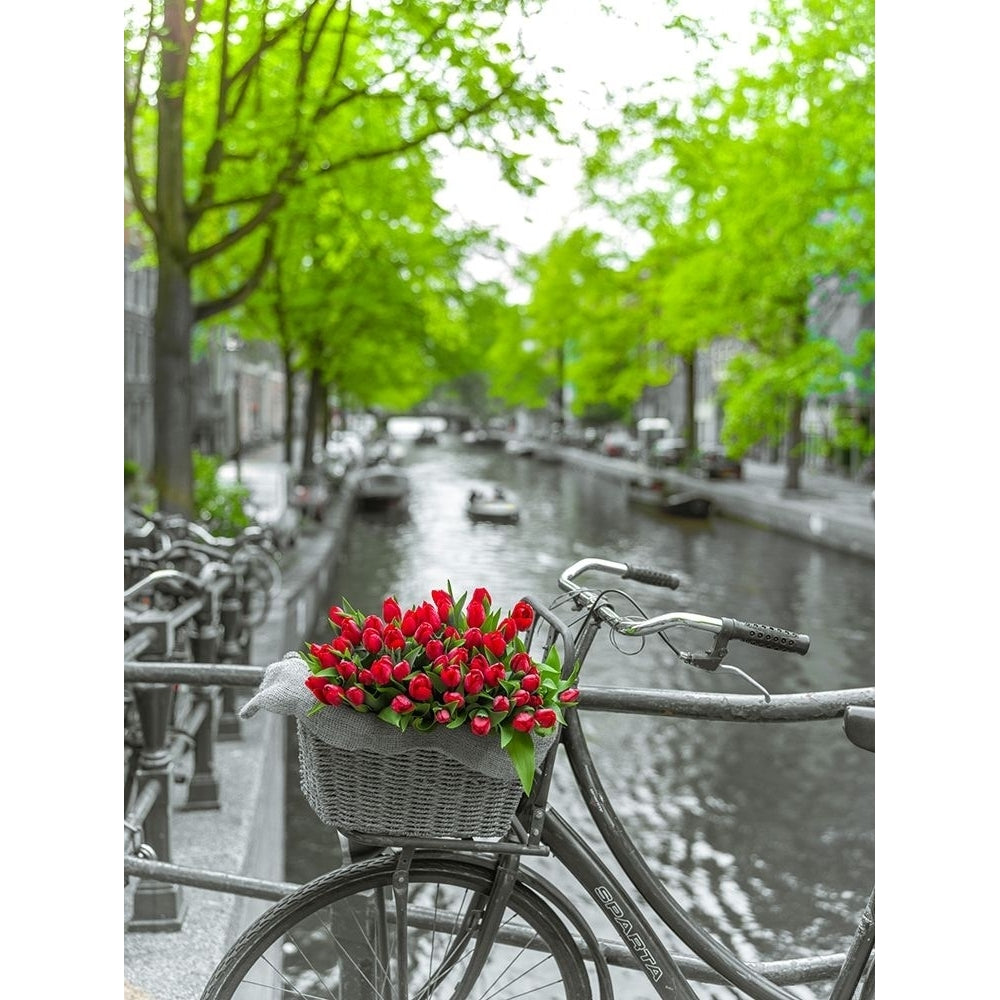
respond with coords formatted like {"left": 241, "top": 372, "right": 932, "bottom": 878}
{"left": 584, "top": 0, "right": 874, "bottom": 487}
{"left": 125, "top": 0, "right": 558, "bottom": 514}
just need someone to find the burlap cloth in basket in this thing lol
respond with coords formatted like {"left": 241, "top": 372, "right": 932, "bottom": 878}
{"left": 241, "top": 653, "right": 558, "bottom": 837}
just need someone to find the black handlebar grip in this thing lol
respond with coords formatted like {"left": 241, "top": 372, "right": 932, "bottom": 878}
{"left": 730, "top": 619, "right": 810, "bottom": 654}
{"left": 622, "top": 564, "right": 682, "bottom": 590}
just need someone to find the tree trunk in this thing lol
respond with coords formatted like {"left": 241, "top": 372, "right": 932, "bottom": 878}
{"left": 151, "top": 0, "right": 195, "bottom": 515}
{"left": 683, "top": 353, "right": 697, "bottom": 462}
{"left": 784, "top": 396, "right": 804, "bottom": 490}
{"left": 152, "top": 253, "right": 195, "bottom": 515}
{"left": 302, "top": 367, "right": 323, "bottom": 472}
{"left": 282, "top": 347, "right": 295, "bottom": 465}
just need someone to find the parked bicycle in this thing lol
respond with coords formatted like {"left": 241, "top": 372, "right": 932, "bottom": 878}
{"left": 201, "top": 556, "right": 874, "bottom": 999}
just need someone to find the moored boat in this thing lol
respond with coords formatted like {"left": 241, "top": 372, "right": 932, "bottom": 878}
{"left": 355, "top": 463, "right": 409, "bottom": 510}
{"left": 627, "top": 477, "right": 711, "bottom": 519}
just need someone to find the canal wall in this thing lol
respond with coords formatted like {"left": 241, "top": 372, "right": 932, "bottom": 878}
{"left": 555, "top": 447, "right": 875, "bottom": 561}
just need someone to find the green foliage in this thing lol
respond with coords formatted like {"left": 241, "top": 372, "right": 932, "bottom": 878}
{"left": 124, "top": 459, "right": 141, "bottom": 488}
{"left": 718, "top": 338, "right": 845, "bottom": 455}
{"left": 581, "top": 0, "right": 874, "bottom": 461}
{"left": 192, "top": 451, "right": 251, "bottom": 536}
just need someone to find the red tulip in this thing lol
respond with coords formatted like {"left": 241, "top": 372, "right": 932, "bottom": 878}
{"left": 345, "top": 686, "right": 365, "bottom": 707}
{"left": 408, "top": 673, "right": 434, "bottom": 702}
{"left": 362, "top": 628, "right": 383, "bottom": 653}
{"left": 464, "top": 669, "right": 485, "bottom": 695}
{"left": 363, "top": 615, "right": 384, "bottom": 635}
{"left": 390, "top": 694, "right": 414, "bottom": 714}
{"left": 484, "top": 663, "right": 506, "bottom": 686}
{"left": 304, "top": 674, "right": 326, "bottom": 695}
{"left": 535, "top": 708, "right": 557, "bottom": 728}
{"left": 466, "top": 600, "right": 486, "bottom": 628}
{"left": 559, "top": 688, "right": 580, "bottom": 704}
{"left": 401, "top": 610, "right": 418, "bottom": 636}
{"left": 424, "top": 637, "right": 444, "bottom": 660}
{"left": 512, "top": 601, "right": 534, "bottom": 631}
{"left": 443, "top": 691, "right": 465, "bottom": 709}
{"left": 340, "top": 620, "right": 362, "bottom": 644}
{"left": 509, "top": 651, "right": 531, "bottom": 675}
{"left": 511, "top": 711, "right": 536, "bottom": 733}
{"left": 512, "top": 689, "right": 531, "bottom": 707}
{"left": 383, "top": 596, "right": 402, "bottom": 623}
{"left": 384, "top": 627, "right": 405, "bottom": 650}
{"left": 435, "top": 709, "right": 451, "bottom": 724}
{"left": 372, "top": 657, "right": 393, "bottom": 685}
{"left": 472, "top": 587, "right": 492, "bottom": 608}
{"left": 470, "top": 714, "right": 492, "bottom": 736}
{"left": 317, "top": 646, "right": 337, "bottom": 669}
{"left": 320, "top": 683, "right": 346, "bottom": 706}
{"left": 483, "top": 631, "right": 506, "bottom": 657}
{"left": 492, "top": 695, "right": 510, "bottom": 713}
{"left": 328, "top": 605, "right": 349, "bottom": 627}
{"left": 463, "top": 628, "right": 483, "bottom": 649}
{"left": 521, "top": 672, "right": 540, "bottom": 692}
{"left": 392, "top": 661, "right": 411, "bottom": 682}
{"left": 498, "top": 617, "right": 517, "bottom": 641}
{"left": 418, "top": 602, "right": 442, "bottom": 630}
{"left": 440, "top": 665, "right": 462, "bottom": 688}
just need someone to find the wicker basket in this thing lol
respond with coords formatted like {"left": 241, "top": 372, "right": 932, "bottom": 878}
{"left": 297, "top": 719, "right": 551, "bottom": 839}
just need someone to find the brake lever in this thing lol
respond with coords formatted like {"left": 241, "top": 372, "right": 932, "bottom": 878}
{"left": 679, "top": 634, "right": 773, "bottom": 703}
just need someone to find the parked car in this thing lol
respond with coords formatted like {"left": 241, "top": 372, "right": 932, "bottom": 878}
{"left": 291, "top": 469, "right": 331, "bottom": 522}
{"left": 696, "top": 447, "right": 743, "bottom": 480}
{"left": 325, "top": 430, "right": 365, "bottom": 469}
{"left": 218, "top": 460, "right": 301, "bottom": 550}
{"left": 649, "top": 436, "right": 689, "bottom": 467}
{"left": 601, "top": 430, "right": 640, "bottom": 459}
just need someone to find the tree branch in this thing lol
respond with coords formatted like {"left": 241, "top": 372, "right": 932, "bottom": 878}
{"left": 192, "top": 228, "right": 276, "bottom": 323}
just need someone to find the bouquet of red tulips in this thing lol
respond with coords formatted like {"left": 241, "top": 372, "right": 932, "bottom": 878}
{"left": 300, "top": 584, "right": 579, "bottom": 794}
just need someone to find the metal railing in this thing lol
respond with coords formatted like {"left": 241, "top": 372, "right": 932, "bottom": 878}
{"left": 123, "top": 656, "right": 873, "bottom": 945}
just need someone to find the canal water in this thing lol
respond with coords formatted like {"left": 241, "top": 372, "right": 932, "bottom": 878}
{"left": 283, "top": 435, "right": 875, "bottom": 998}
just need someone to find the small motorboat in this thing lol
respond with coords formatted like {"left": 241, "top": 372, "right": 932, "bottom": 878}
{"left": 466, "top": 484, "right": 520, "bottom": 523}
{"left": 662, "top": 491, "right": 712, "bottom": 518}
{"left": 627, "top": 478, "right": 711, "bottom": 519}
{"left": 355, "top": 463, "right": 409, "bottom": 510}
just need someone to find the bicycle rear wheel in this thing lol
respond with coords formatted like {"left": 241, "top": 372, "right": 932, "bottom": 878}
{"left": 201, "top": 852, "right": 592, "bottom": 1000}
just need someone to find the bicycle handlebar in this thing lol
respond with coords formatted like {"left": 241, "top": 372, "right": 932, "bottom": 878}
{"left": 558, "top": 557, "right": 810, "bottom": 656}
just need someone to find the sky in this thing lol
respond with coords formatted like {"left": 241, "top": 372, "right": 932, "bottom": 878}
{"left": 433, "top": 0, "right": 763, "bottom": 288}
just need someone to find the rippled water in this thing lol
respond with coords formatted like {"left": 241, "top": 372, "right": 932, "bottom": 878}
{"left": 284, "top": 436, "right": 875, "bottom": 998}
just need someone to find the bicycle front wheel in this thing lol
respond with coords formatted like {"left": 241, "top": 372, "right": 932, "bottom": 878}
{"left": 202, "top": 852, "right": 592, "bottom": 1000}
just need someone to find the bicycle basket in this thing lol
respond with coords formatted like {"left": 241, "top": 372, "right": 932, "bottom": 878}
{"left": 243, "top": 653, "right": 560, "bottom": 839}
{"left": 297, "top": 719, "right": 549, "bottom": 838}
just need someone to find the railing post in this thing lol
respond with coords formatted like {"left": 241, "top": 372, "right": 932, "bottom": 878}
{"left": 179, "top": 684, "right": 221, "bottom": 811}
{"left": 217, "top": 594, "right": 244, "bottom": 741}
{"left": 127, "top": 683, "right": 187, "bottom": 931}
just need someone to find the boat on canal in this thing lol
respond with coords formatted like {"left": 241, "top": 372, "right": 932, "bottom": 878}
{"left": 627, "top": 476, "right": 711, "bottom": 519}
{"left": 466, "top": 483, "right": 520, "bottom": 523}
{"left": 355, "top": 462, "right": 409, "bottom": 510}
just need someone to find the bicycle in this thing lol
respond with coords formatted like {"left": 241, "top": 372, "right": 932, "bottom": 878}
{"left": 200, "top": 555, "right": 874, "bottom": 1000}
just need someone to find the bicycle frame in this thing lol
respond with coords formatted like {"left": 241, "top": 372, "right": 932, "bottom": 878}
{"left": 512, "top": 585, "right": 875, "bottom": 1000}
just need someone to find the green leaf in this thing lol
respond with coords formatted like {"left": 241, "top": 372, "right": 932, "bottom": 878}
{"left": 378, "top": 707, "right": 403, "bottom": 727}
{"left": 505, "top": 731, "right": 536, "bottom": 794}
